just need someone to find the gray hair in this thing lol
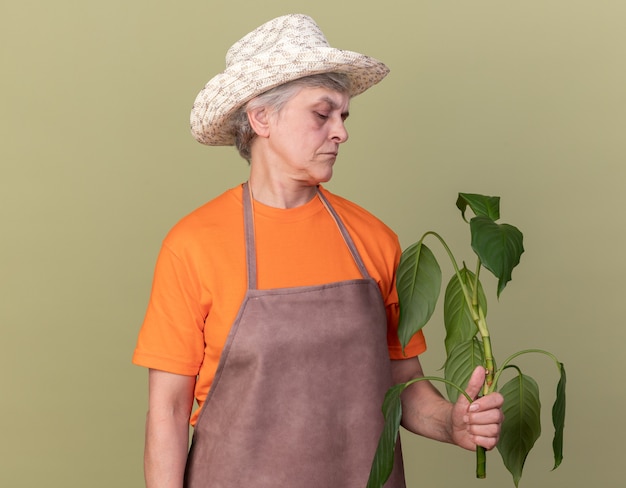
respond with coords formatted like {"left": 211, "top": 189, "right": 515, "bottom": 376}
{"left": 230, "top": 72, "right": 351, "bottom": 162}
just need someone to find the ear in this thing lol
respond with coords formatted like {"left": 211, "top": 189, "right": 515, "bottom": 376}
{"left": 247, "top": 106, "right": 271, "bottom": 138}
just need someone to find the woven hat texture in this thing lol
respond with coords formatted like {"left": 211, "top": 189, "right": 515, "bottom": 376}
{"left": 190, "top": 14, "right": 390, "bottom": 146}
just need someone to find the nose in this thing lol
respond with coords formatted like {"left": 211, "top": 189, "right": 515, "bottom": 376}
{"left": 331, "top": 119, "right": 349, "bottom": 144}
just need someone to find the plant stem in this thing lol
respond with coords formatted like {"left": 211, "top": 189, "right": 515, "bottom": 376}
{"left": 423, "top": 234, "right": 496, "bottom": 479}
{"left": 470, "top": 261, "right": 494, "bottom": 480}
{"left": 476, "top": 447, "right": 487, "bottom": 478}
{"left": 482, "top": 334, "right": 495, "bottom": 392}
{"left": 475, "top": 318, "right": 494, "bottom": 479}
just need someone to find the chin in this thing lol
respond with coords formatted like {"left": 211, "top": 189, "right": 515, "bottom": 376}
{"left": 316, "top": 171, "right": 333, "bottom": 184}
{"left": 321, "top": 165, "right": 335, "bottom": 182}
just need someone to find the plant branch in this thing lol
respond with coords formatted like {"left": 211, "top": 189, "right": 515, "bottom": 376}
{"left": 422, "top": 231, "right": 480, "bottom": 325}
{"left": 404, "top": 375, "right": 473, "bottom": 404}
{"left": 421, "top": 231, "right": 462, "bottom": 275}
{"left": 472, "top": 258, "right": 482, "bottom": 309}
{"left": 493, "top": 349, "right": 562, "bottom": 387}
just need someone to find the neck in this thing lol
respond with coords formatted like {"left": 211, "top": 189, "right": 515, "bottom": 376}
{"left": 248, "top": 156, "right": 320, "bottom": 208}
{"left": 248, "top": 175, "right": 318, "bottom": 209}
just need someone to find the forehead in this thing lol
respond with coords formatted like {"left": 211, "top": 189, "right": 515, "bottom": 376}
{"left": 288, "top": 87, "right": 350, "bottom": 109}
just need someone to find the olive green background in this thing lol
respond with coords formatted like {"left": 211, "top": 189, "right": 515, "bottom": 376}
{"left": 2, "top": 0, "right": 624, "bottom": 486}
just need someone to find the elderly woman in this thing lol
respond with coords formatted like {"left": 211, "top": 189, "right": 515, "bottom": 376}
{"left": 133, "top": 14, "right": 503, "bottom": 488}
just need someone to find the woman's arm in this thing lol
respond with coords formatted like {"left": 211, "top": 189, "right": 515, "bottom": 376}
{"left": 144, "top": 369, "right": 196, "bottom": 488}
{"left": 391, "top": 357, "right": 503, "bottom": 451}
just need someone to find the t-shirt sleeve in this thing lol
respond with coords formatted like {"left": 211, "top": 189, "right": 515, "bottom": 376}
{"left": 386, "top": 301, "right": 426, "bottom": 359}
{"left": 384, "top": 249, "right": 426, "bottom": 359}
{"left": 132, "top": 242, "right": 207, "bottom": 376}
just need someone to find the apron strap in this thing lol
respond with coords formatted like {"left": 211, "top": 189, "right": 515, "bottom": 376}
{"left": 242, "top": 182, "right": 258, "bottom": 290}
{"left": 316, "top": 188, "right": 372, "bottom": 280}
{"left": 241, "top": 182, "right": 372, "bottom": 291}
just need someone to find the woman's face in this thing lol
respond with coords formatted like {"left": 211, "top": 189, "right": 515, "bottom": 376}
{"left": 264, "top": 86, "right": 350, "bottom": 186}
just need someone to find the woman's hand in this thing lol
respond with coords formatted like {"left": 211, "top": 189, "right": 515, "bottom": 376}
{"left": 391, "top": 358, "right": 504, "bottom": 451}
{"left": 450, "top": 366, "right": 504, "bottom": 451}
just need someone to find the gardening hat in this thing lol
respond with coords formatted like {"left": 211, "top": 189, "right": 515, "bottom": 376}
{"left": 190, "top": 14, "right": 390, "bottom": 146}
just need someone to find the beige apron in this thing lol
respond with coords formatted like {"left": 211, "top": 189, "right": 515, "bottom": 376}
{"left": 184, "top": 183, "right": 405, "bottom": 487}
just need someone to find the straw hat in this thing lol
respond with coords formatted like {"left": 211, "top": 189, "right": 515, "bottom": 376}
{"left": 190, "top": 14, "right": 390, "bottom": 146}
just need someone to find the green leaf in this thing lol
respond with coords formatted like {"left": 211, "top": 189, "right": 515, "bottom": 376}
{"left": 444, "top": 338, "right": 485, "bottom": 402}
{"left": 366, "top": 383, "right": 406, "bottom": 488}
{"left": 469, "top": 216, "right": 524, "bottom": 297}
{"left": 552, "top": 362, "right": 567, "bottom": 470}
{"left": 443, "top": 267, "right": 486, "bottom": 355}
{"left": 456, "top": 193, "right": 500, "bottom": 222}
{"left": 497, "top": 372, "right": 542, "bottom": 487}
{"left": 397, "top": 242, "right": 442, "bottom": 351}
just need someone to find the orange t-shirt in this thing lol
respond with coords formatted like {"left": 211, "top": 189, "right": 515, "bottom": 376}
{"left": 133, "top": 184, "right": 426, "bottom": 425}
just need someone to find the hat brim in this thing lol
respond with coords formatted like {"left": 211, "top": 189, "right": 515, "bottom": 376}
{"left": 190, "top": 47, "right": 389, "bottom": 146}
